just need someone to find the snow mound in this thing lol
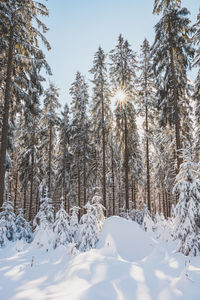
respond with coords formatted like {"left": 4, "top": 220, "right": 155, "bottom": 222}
{"left": 97, "top": 216, "right": 156, "bottom": 261}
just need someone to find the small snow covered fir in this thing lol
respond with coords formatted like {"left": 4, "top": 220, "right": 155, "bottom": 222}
{"left": 0, "top": 200, "right": 16, "bottom": 243}
{"left": 91, "top": 187, "right": 105, "bottom": 232}
{"left": 173, "top": 149, "right": 200, "bottom": 256}
{"left": 53, "top": 200, "right": 71, "bottom": 247}
{"left": 0, "top": 216, "right": 7, "bottom": 247}
{"left": 33, "top": 189, "right": 55, "bottom": 250}
{"left": 69, "top": 206, "right": 80, "bottom": 244}
{"left": 78, "top": 202, "right": 99, "bottom": 252}
{"left": 16, "top": 209, "right": 33, "bottom": 243}
{"left": 142, "top": 205, "right": 154, "bottom": 232}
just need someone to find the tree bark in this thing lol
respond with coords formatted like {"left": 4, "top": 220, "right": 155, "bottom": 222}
{"left": 145, "top": 101, "right": 151, "bottom": 213}
{"left": 111, "top": 144, "right": 115, "bottom": 215}
{"left": 0, "top": 24, "right": 14, "bottom": 208}
{"left": 48, "top": 126, "right": 52, "bottom": 197}
{"left": 124, "top": 111, "right": 129, "bottom": 211}
{"left": 101, "top": 90, "right": 106, "bottom": 209}
{"left": 29, "top": 145, "right": 34, "bottom": 221}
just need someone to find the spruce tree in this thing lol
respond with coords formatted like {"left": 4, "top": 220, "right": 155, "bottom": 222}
{"left": 56, "top": 104, "right": 71, "bottom": 211}
{"left": 138, "top": 38, "right": 156, "bottom": 213}
{"left": 70, "top": 72, "right": 92, "bottom": 212}
{"left": 0, "top": 199, "right": 16, "bottom": 242}
{"left": 40, "top": 83, "right": 60, "bottom": 198}
{"left": 151, "top": 4, "right": 195, "bottom": 171}
{"left": 110, "top": 34, "right": 139, "bottom": 211}
{"left": 33, "top": 188, "right": 55, "bottom": 250}
{"left": 0, "top": 0, "right": 51, "bottom": 207}
{"left": 78, "top": 202, "right": 99, "bottom": 252}
{"left": 90, "top": 47, "right": 112, "bottom": 210}
{"left": 173, "top": 149, "right": 200, "bottom": 256}
{"left": 53, "top": 200, "right": 71, "bottom": 247}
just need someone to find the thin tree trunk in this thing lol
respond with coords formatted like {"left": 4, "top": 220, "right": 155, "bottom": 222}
{"left": 102, "top": 90, "right": 106, "bottom": 209}
{"left": 48, "top": 126, "right": 52, "bottom": 197}
{"left": 145, "top": 103, "right": 151, "bottom": 213}
{"left": 83, "top": 139, "right": 86, "bottom": 206}
{"left": 0, "top": 24, "right": 14, "bottom": 208}
{"left": 29, "top": 146, "right": 34, "bottom": 221}
{"left": 111, "top": 145, "right": 115, "bottom": 215}
{"left": 124, "top": 111, "right": 129, "bottom": 211}
{"left": 77, "top": 156, "right": 81, "bottom": 220}
{"left": 14, "top": 170, "right": 18, "bottom": 212}
{"left": 23, "top": 188, "right": 27, "bottom": 216}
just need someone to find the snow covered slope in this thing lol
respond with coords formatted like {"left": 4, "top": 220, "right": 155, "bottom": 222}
{"left": 0, "top": 216, "right": 200, "bottom": 300}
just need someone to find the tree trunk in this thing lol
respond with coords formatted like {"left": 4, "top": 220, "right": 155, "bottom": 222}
{"left": 29, "top": 146, "right": 34, "bottom": 221}
{"left": 0, "top": 24, "right": 14, "bottom": 208}
{"left": 14, "top": 170, "right": 18, "bottom": 213}
{"left": 83, "top": 138, "right": 87, "bottom": 206}
{"left": 102, "top": 90, "right": 106, "bottom": 209}
{"left": 77, "top": 156, "right": 81, "bottom": 220}
{"left": 145, "top": 103, "right": 151, "bottom": 213}
{"left": 23, "top": 188, "right": 27, "bottom": 217}
{"left": 111, "top": 145, "right": 115, "bottom": 215}
{"left": 48, "top": 126, "right": 52, "bottom": 197}
{"left": 124, "top": 111, "right": 129, "bottom": 211}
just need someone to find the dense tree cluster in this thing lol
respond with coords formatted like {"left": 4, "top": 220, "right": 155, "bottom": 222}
{"left": 0, "top": 0, "right": 200, "bottom": 256}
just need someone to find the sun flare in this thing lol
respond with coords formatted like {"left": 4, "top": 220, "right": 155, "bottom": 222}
{"left": 113, "top": 89, "right": 127, "bottom": 106}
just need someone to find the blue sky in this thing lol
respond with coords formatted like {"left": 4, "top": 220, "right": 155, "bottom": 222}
{"left": 41, "top": 0, "right": 200, "bottom": 107}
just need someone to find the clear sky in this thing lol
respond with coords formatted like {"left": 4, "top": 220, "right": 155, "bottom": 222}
{"left": 41, "top": 0, "right": 200, "bottom": 108}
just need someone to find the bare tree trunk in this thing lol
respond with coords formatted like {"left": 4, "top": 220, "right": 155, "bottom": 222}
{"left": 48, "top": 126, "right": 52, "bottom": 197}
{"left": 111, "top": 145, "right": 115, "bottom": 215}
{"left": 102, "top": 91, "right": 106, "bottom": 209}
{"left": 14, "top": 170, "right": 18, "bottom": 212}
{"left": 83, "top": 139, "right": 86, "bottom": 206}
{"left": 23, "top": 189, "right": 27, "bottom": 216}
{"left": 0, "top": 24, "right": 14, "bottom": 208}
{"left": 77, "top": 156, "right": 81, "bottom": 220}
{"left": 29, "top": 146, "right": 34, "bottom": 221}
{"left": 124, "top": 111, "right": 129, "bottom": 211}
{"left": 145, "top": 103, "right": 151, "bottom": 213}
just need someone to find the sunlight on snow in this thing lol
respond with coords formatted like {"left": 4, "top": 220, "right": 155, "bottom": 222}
{"left": 130, "top": 265, "right": 145, "bottom": 283}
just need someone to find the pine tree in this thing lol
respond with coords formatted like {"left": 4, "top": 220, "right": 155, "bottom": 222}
{"left": 33, "top": 188, "right": 55, "bottom": 250}
{"left": 0, "top": 216, "right": 7, "bottom": 247}
{"left": 90, "top": 47, "right": 112, "bottom": 209}
{"left": 173, "top": 149, "right": 200, "bottom": 256}
{"left": 0, "top": 199, "right": 16, "bottom": 242}
{"left": 53, "top": 200, "right": 71, "bottom": 247}
{"left": 151, "top": 4, "right": 195, "bottom": 171}
{"left": 153, "top": 0, "right": 181, "bottom": 14}
{"left": 70, "top": 72, "right": 92, "bottom": 212}
{"left": 40, "top": 83, "right": 60, "bottom": 198}
{"left": 56, "top": 104, "right": 71, "bottom": 211}
{"left": 91, "top": 187, "right": 105, "bottom": 232}
{"left": 16, "top": 208, "right": 33, "bottom": 243}
{"left": 110, "top": 34, "right": 139, "bottom": 211}
{"left": 0, "top": 0, "right": 51, "bottom": 207}
{"left": 78, "top": 202, "right": 98, "bottom": 252}
{"left": 69, "top": 206, "right": 80, "bottom": 244}
{"left": 138, "top": 38, "right": 156, "bottom": 213}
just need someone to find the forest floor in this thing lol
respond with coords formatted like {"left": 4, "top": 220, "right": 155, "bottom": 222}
{"left": 0, "top": 216, "right": 200, "bottom": 300}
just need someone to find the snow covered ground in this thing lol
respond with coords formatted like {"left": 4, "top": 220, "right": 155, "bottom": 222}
{"left": 0, "top": 216, "right": 200, "bottom": 300}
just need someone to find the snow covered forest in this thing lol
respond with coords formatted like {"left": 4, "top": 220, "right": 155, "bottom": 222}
{"left": 0, "top": 0, "right": 200, "bottom": 299}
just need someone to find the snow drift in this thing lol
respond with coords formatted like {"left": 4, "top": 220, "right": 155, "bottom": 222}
{"left": 97, "top": 216, "right": 156, "bottom": 261}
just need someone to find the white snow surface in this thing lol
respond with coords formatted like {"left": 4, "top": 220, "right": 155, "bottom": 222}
{"left": 0, "top": 216, "right": 200, "bottom": 300}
